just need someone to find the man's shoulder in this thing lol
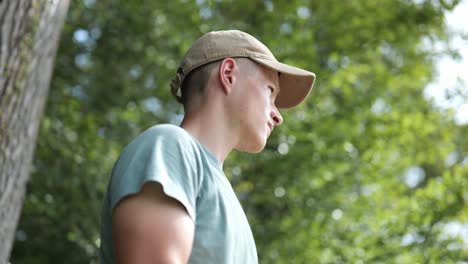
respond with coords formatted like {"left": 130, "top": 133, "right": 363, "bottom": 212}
{"left": 135, "top": 124, "right": 192, "bottom": 144}
{"left": 143, "top": 123, "right": 187, "bottom": 137}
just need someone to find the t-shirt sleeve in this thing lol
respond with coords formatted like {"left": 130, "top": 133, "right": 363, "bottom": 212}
{"left": 108, "top": 126, "right": 202, "bottom": 221}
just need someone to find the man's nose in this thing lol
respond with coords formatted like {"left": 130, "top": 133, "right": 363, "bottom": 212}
{"left": 271, "top": 108, "right": 283, "bottom": 126}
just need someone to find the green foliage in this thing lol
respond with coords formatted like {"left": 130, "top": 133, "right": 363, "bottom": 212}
{"left": 11, "top": 0, "right": 467, "bottom": 263}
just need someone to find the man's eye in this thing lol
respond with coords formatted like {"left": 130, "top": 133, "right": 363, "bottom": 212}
{"left": 268, "top": 86, "right": 274, "bottom": 93}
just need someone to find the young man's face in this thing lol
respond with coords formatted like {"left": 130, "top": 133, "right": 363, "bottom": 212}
{"left": 233, "top": 61, "right": 283, "bottom": 153}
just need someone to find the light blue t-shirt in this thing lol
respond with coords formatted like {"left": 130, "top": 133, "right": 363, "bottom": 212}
{"left": 99, "top": 124, "right": 258, "bottom": 264}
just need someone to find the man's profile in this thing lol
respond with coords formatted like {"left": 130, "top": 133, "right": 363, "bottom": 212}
{"left": 99, "top": 30, "right": 315, "bottom": 264}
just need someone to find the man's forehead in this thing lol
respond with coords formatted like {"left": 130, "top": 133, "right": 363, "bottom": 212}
{"left": 236, "top": 58, "right": 280, "bottom": 89}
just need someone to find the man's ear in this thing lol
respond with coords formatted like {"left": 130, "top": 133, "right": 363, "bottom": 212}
{"left": 218, "top": 58, "right": 237, "bottom": 95}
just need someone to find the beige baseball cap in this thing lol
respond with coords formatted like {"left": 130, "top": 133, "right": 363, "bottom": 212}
{"left": 170, "top": 30, "right": 316, "bottom": 109}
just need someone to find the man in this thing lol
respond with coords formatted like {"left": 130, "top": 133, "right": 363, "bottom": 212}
{"left": 99, "top": 30, "right": 315, "bottom": 263}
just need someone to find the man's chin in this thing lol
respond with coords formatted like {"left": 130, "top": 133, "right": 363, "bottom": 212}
{"left": 235, "top": 139, "right": 266, "bottom": 153}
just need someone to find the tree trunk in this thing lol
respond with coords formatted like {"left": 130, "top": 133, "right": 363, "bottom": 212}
{"left": 0, "top": 0, "right": 69, "bottom": 261}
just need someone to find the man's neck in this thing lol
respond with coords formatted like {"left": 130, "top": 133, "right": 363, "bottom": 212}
{"left": 180, "top": 106, "right": 237, "bottom": 167}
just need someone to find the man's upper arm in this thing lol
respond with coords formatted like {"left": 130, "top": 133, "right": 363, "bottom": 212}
{"left": 112, "top": 181, "right": 195, "bottom": 264}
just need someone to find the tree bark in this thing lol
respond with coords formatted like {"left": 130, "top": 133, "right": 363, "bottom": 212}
{"left": 0, "top": 0, "right": 69, "bottom": 261}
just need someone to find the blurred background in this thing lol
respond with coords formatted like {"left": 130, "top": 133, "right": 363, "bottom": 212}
{"left": 10, "top": 0, "right": 468, "bottom": 263}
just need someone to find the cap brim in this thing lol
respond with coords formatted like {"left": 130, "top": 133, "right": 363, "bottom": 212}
{"left": 250, "top": 57, "right": 315, "bottom": 109}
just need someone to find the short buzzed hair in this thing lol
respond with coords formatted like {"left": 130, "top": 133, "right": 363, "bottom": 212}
{"left": 180, "top": 61, "right": 220, "bottom": 106}
{"left": 180, "top": 58, "right": 257, "bottom": 109}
